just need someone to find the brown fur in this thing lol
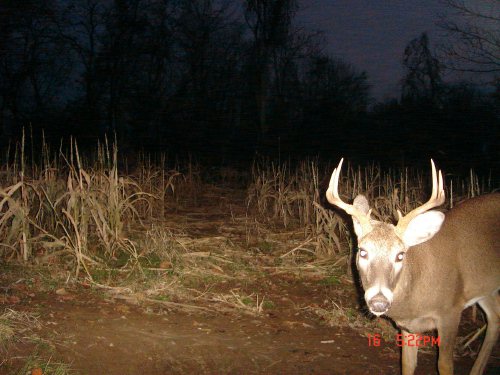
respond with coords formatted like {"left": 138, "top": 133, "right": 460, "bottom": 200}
{"left": 358, "top": 194, "right": 500, "bottom": 374}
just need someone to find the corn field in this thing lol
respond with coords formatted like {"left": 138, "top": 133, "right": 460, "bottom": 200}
{"left": 0, "top": 137, "right": 497, "bottom": 279}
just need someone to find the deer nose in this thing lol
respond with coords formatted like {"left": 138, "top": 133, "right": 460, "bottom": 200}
{"left": 368, "top": 294, "right": 390, "bottom": 315}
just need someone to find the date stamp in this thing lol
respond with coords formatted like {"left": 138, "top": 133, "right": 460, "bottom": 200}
{"left": 367, "top": 333, "right": 440, "bottom": 347}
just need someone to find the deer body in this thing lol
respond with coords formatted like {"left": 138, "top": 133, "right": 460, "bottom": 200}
{"left": 389, "top": 194, "right": 499, "bottom": 327}
{"left": 326, "top": 159, "right": 500, "bottom": 375}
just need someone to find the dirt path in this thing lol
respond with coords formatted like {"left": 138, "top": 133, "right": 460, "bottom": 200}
{"left": 3, "top": 269, "right": 497, "bottom": 374}
{"left": 18, "top": 292, "right": 396, "bottom": 374}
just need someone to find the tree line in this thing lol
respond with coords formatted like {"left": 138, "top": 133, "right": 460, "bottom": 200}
{"left": 0, "top": 0, "right": 498, "bottom": 171}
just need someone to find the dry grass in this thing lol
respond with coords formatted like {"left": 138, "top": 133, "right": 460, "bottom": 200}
{"left": 2, "top": 135, "right": 493, "bottom": 275}
{"left": 246, "top": 160, "right": 347, "bottom": 257}
{"left": 0, "top": 137, "right": 182, "bottom": 278}
{"left": 0, "top": 309, "right": 41, "bottom": 353}
{"left": 246, "top": 158, "right": 496, "bottom": 265}
{"left": 0, "top": 306, "right": 69, "bottom": 374}
{"left": 210, "top": 290, "right": 270, "bottom": 315}
{"left": 13, "top": 354, "right": 73, "bottom": 375}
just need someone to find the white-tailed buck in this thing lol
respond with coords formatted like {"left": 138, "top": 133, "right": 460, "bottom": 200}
{"left": 326, "top": 159, "right": 500, "bottom": 375}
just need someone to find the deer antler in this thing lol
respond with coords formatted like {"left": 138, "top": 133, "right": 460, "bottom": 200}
{"left": 395, "top": 160, "right": 445, "bottom": 234}
{"left": 326, "top": 158, "right": 373, "bottom": 234}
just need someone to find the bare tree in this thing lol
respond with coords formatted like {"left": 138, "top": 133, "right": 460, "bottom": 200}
{"left": 0, "top": 0, "right": 69, "bottom": 133}
{"left": 244, "top": 0, "right": 298, "bottom": 138}
{"left": 117, "top": 0, "right": 178, "bottom": 142}
{"left": 304, "top": 54, "right": 369, "bottom": 114}
{"left": 298, "top": 54, "right": 369, "bottom": 155}
{"left": 56, "top": 0, "right": 107, "bottom": 118}
{"left": 438, "top": 0, "right": 499, "bottom": 75}
{"left": 402, "top": 33, "right": 443, "bottom": 105}
{"left": 172, "top": 0, "right": 243, "bottom": 148}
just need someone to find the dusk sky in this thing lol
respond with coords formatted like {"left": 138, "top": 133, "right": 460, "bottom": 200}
{"left": 297, "top": 0, "right": 449, "bottom": 100}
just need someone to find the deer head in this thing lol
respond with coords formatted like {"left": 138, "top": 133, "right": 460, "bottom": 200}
{"left": 326, "top": 159, "right": 446, "bottom": 316}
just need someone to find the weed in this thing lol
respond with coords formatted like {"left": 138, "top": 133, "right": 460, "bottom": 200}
{"left": 0, "top": 309, "right": 41, "bottom": 350}
{"left": 14, "top": 352, "right": 74, "bottom": 375}
{"left": 319, "top": 275, "right": 341, "bottom": 286}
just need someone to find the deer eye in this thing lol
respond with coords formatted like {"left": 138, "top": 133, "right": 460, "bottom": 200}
{"left": 358, "top": 248, "right": 368, "bottom": 259}
{"left": 395, "top": 252, "right": 405, "bottom": 262}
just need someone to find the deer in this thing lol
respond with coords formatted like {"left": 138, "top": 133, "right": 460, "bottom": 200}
{"left": 326, "top": 159, "right": 500, "bottom": 375}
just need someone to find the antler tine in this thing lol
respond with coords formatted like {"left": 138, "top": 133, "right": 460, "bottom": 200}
{"left": 396, "top": 159, "right": 445, "bottom": 234}
{"left": 326, "top": 158, "right": 372, "bottom": 233}
{"left": 327, "top": 158, "right": 343, "bottom": 203}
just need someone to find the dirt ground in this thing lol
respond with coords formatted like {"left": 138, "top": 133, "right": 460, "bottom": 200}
{"left": 1, "top": 188, "right": 499, "bottom": 374}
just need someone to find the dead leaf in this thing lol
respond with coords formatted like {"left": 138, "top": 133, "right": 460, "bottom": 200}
{"left": 115, "top": 304, "right": 130, "bottom": 314}
{"left": 58, "top": 294, "right": 75, "bottom": 301}
{"left": 160, "top": 260, "right": 172, "bottom": 269}
{"left": 8, "top": 295, "right": 21, "bottom": 304}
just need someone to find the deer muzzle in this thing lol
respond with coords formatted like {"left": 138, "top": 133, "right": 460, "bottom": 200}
{"left": 367, "top": 293, "right": 391, "bottom": 316}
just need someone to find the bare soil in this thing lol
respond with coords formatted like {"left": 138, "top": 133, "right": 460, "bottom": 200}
{"left": 1, "top": 187, "right": 499, "bottom": 374}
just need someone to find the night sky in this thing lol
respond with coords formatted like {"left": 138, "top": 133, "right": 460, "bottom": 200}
{"left": 298, "top": 0, "right": 449, "bottom": 100}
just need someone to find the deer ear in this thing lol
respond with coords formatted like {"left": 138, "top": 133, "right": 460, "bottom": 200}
{"left": 352, "top": 195, "right": 370, "bottom": 237}
{"left": 402, "top": 211, "right": 445, "bottom": 247}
